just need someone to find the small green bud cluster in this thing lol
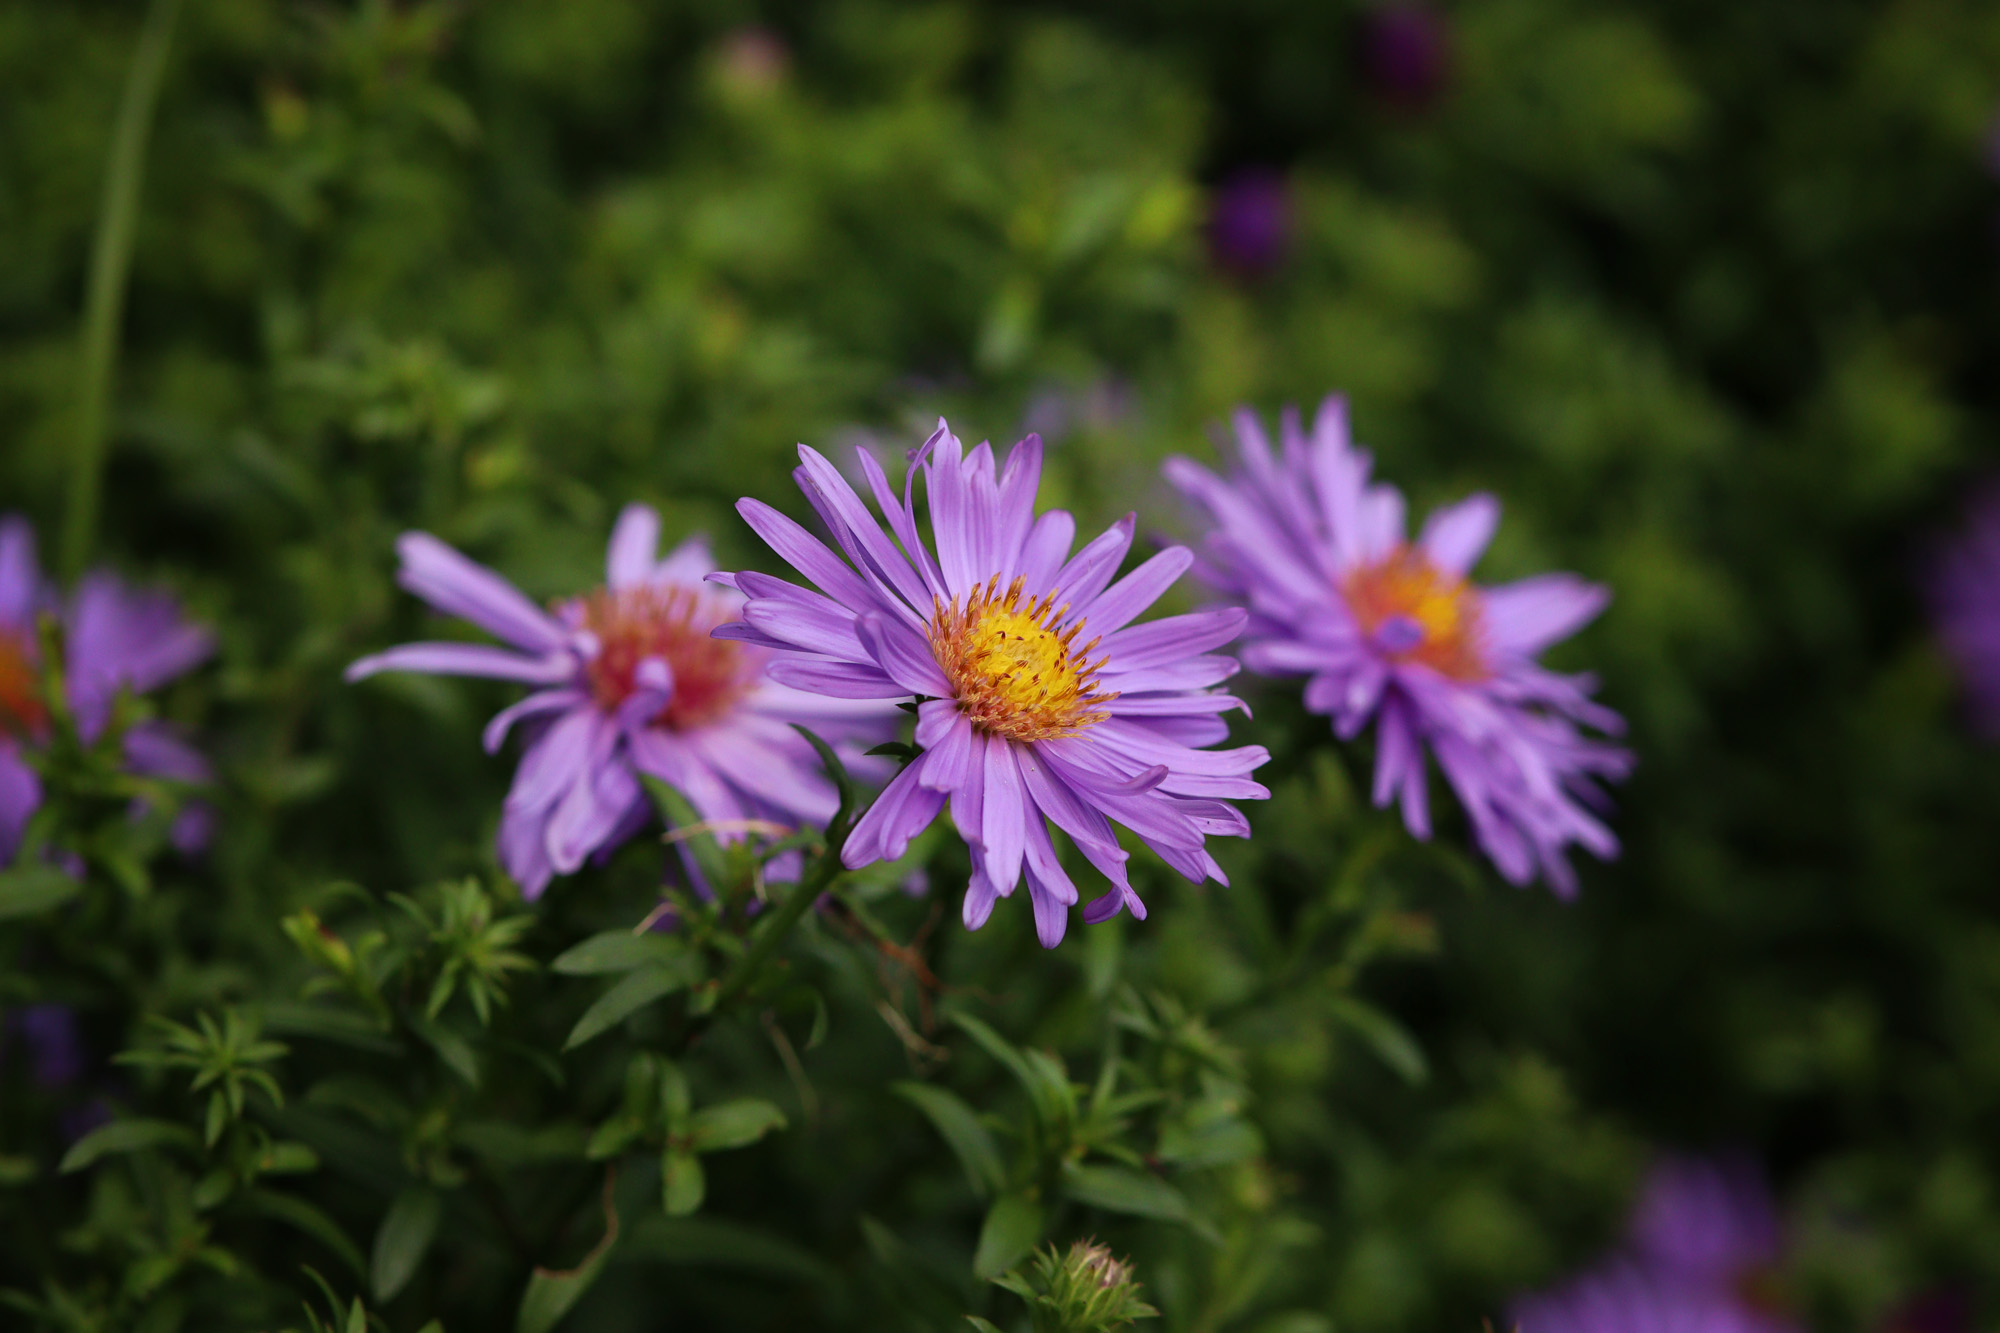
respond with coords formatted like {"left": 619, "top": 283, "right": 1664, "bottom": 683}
{"left": 993, "top": 1240, "right": 1158, "bottom": 1333}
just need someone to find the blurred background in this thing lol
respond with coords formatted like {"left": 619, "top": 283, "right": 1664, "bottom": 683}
{"left": 7, "top": 1, "right": 2000, "bottom": 1329}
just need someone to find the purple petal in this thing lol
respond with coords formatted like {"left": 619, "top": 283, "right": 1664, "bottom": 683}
{"left": 978, "top": 736, "right": 1028, "bottom": 894}
{"left": 845, "top": 756, "right": 948, "bottom": 866}
{"left": 734, "top": 498, "right": 881, "bottom": 611}
{"left": 743, "top": 596, "right": 869, "bottom": 660}
{"left": 763, "top": 656, "right": 907, "bottom": 699}
{"left": 856, "top": 613, "right": 951, "bottom": 696}
{"left": 794, "top": 445, "right": 935, "bottom": 612}
{"left": 485, "top": 688, "right": 588, "bottom": 753}
{"left": 690, "top": 726, "right": 838, "bottom": 824}
{"left": 1078, "top": 546, "right": 1193, "bottom": 635}
{"left": 962, "top": 869, "right": 1001, "bottom": 930}
{"left": 0, "top": 740, "right": 43, "bottom": 865}
{"left": 1483, "top": 573, "right": 1609, "bottom": 658}
{"left": 1050, "top": 515, "right": 1135, "bottom": 611}
{"left": 0, "top": 515, "right": 41, "bottom": 630}
{"left": 122, "top": 722, "right": 211, "bottom": 784}
{"left": 1101, "top": 609, "right": 1247, "bottom": 671}
{"left": 506, "top": 708, "right": 598, "bottom": 817}
{"left": 1017, "top": 509, "right": 1077, "bottom": 591}
{"left": 394, "top": 532, "right": 566, "bottom": 653}
{"left": 607, "top": 504, "right": 662, "bottom": 589}
{"left": 347, "top": 641, "right": 577, "bottom": 686}
{"left": 1417, "top": 493, "right": 1500, "bottom": 576}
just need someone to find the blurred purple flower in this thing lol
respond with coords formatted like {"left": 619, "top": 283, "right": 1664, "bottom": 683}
{"left": 723, "top": 422, "right": 1268, "bottom": 946}
{"left": 1207, "top": 169, "right": 1291, "bottom": 278}
{"left": 1512, "top": 1154, "right": 1797, "bottom": 1333}
{"left": 347, "top": 506, "right": 892, "bottom": 898}
{"left": 0, "top": 516, "right": 215, "bottom": 865}
{"left": 1361, "top": 4, "right": 1453, "bottom": 112}
{"left": 1928, "top": 486, "right": 2000, "bottom": 734}
{"left": 7, "top": 1003, "right": 85, "bottom": 1088}
{"left": 1166, "top": 398, "right": 1630, "bottom": 895}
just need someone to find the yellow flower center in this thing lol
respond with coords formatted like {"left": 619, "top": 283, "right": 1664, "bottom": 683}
{"left": 0, "top": 629, "right": 46, "bottom": 739}
{"left": 1341, "top": 545, "right": 1488, "bottom": 680}
{"left": 930, "top": 575, "right": 1115, "bottom": 742}
{"left": 574, "top": 585, "right": 757, "bottom": 730}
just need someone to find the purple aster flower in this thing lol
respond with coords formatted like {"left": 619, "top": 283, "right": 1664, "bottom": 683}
{"left": 1511, "top": 1154, "right": 1797, "bottom": 1333}
{"left": 5, "top": 1003, "right": 86, "bottom": 1089}
{"left": 1927, "top": 485, "right": 2000, "bottom": 734}
{"left": 0, "top": 515, "right": 215, "bottom": 865}
{"left": 347, "top": 505, "right": 890, "bottom": 899}
{"left": 1360, "top": 4, "right": 1453, "bottom": 112}
{"left": 1207, "top": 169, "right": 1291, "bottom": 278}
{"left": 1164, "top": 398, "right": 1631, "bottom": 896}
{"left": 720, "top": 422, "right": 1269, "bottom": 948}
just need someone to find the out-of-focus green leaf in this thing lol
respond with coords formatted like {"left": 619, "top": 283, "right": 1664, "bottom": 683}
{"left": 973, "top": 1191, "right": 1044, "bottom": 1280}
{"left": 371, "top": 1186, "right": 443, "bottom": 1302}
{"left": 0, "top": 866, "right": 81, "bottom": 920}
{"left": 894, "top": 1081, "right": 1005, "bottom": 1198}
{"left": 685, "top": 1098, "right": 787, "bottom": 1153}
{"left": 564, "top": 966, "right": 691, "bottom": 1050}
{"left": 59, "top": 1118, "right": 197, "bottom": 1172}
{"left": 1060, "top": 1163, "right": 1190, "bottom": 1222}
{"left": 1328, "top": 995, "right": 1429, "bottom": 1084}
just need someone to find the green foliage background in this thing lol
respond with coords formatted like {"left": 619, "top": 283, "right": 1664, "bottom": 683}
{"left": 4, "top": 1, "right": 2000, "bottom": 1330}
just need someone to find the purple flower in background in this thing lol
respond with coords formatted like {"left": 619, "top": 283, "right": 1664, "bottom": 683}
{"left": 0, "top": 516, "right": 214, "bottom": 865}
{"left": 1165, "top": 398, "right": 1630, "bottom": 895}
{"left": 1928, "top": 486, "right": 2000, "bottom": 734}
{"left": 6, "top": 1003, "right": 86, "bottom": 1088}
{"left": 1512, "top": 1154, "right": 1797, "bottom": 1333}
{"left": 1207, "top": 169, "right": 1291, "bottom": 278}
{"left": 1360, "top": 4, "right": 1453, "bottom": 112}
{"left": 348, "top": 506, "right": 890, "bottom": 899}
{"left": 722, "top": 422, "right": 1269, "bottom": 947}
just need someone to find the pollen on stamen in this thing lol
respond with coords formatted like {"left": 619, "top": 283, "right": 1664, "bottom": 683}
{"left": 572, "top": 584, "right": 759, "bottom": 730}
{"left": 929, "top": 574, "right": 1116, "bottom": 743}
{"left": 1341, "top": 545, "right": 1489, "bottom": 681}
{"left": 0, "top": 628, "right": 46, "bottom": 739}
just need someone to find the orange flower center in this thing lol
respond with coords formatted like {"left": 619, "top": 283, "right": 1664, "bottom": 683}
{"left": 1341, "top": 546, "right": 1488, "bottom": 680}
{"left": 929, "top": 574, "right": 1116, "bottom": 743}
{"left": 575, "top": 585, "right": 757, "bottom": 731}
{"left": 0, "top": 629, "right": 47, "bottom": 739}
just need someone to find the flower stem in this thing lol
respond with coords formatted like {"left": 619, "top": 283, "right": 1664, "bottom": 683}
{"left": 62, "top": 0, "right": 180, "bottom": 582}
{"left": 706, "top": 825, "right": 848, "bottom": 1016}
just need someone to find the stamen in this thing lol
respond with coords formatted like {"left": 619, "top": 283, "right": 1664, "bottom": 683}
{"left": 928, "top": 576, "right": 1117, "bottom": 742}
{"left": 0, "top": 629, "right": 46, "bottom": 739}
{"left": 574, "top": 585, "right": 758, "bottom": 729}
{"left": 1341, "top": 546, "right": 1488, "bottom": 680}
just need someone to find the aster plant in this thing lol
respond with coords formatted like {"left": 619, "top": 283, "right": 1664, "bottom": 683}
{"left": 1927, "top": 485, "right": 2000, "bottom": 735}
{"left": 346, "top": 504, "right": 889, "bottom": 898}
{"left": 1510, "top": 1154, "right": 1797, "bottom": 1333}
{"left": 1165, "top": 398, "right": 1631, "bottom": 896}
{"left": 721, "top": 423, "right": 1269, "bottom": 947}
{"left": 0, "top": 514, "right": 214, "bottom": 866}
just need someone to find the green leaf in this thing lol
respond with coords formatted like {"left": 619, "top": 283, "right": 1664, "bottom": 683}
{"left": 950, "top": 1012, "right": 1074, "bottom": 1130}
{"left": 372, "top": 1186, "right": 443, "bottom": 1302}
{"left": 0, "top": 866, "right": 81, "bottom": 920}
{"left": 518, "top": 1175, "right": 619, "bottom": 1333}
{"left": 965, "top": 1320, "right": 1006, "bottom": 1332}
{"left": 624, "top": 1215, "right": 838, "bottom": 1286}
{"left": 552, "top": 930, "right": 693, "bottom": 977}
{"left": 1328, "top": 995, "right": 1429, "bottom": 1084}
{"left": 258, "top": 1141, "right": 321, "bottom": 1175}
{"left": 642, "top": 777, "right": 728, "bottom": 887}
{"left": 1061, "top": 1163, "right": 1190, "bottom": 1222}
{"left": 239, "top": 1189, "right": 368, "bottom": 1280}
{"left": 564, "top": 966, "right": 690, "bottom": 1051}
{"left": 685, "top": 1099, "right": 787, "bottom": 1153}
{"left": 893, "top": 1082, "right": 1005, "bottom": 1198}
{"left": 408, "top": 1014, "right": 479, "bottom": 1086}
{"left": 789, "top": 725, "right": 856, "bottom": 832}
{"left": 662, "top": 1149, "right": 705, "bottom": 1216}
{"left": 972, "top": 1191, "right": 1044, "bottom": 1280}
{"left": 58, "top": 1118, "right": 197, "bottom": 1173}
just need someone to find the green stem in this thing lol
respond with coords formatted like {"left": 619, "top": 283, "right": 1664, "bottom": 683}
{"left": 63, "top": 0, "right": 181, "bottom": 582}
{"left": 706, "top": 827, "right": 849, "bottom": 1016}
